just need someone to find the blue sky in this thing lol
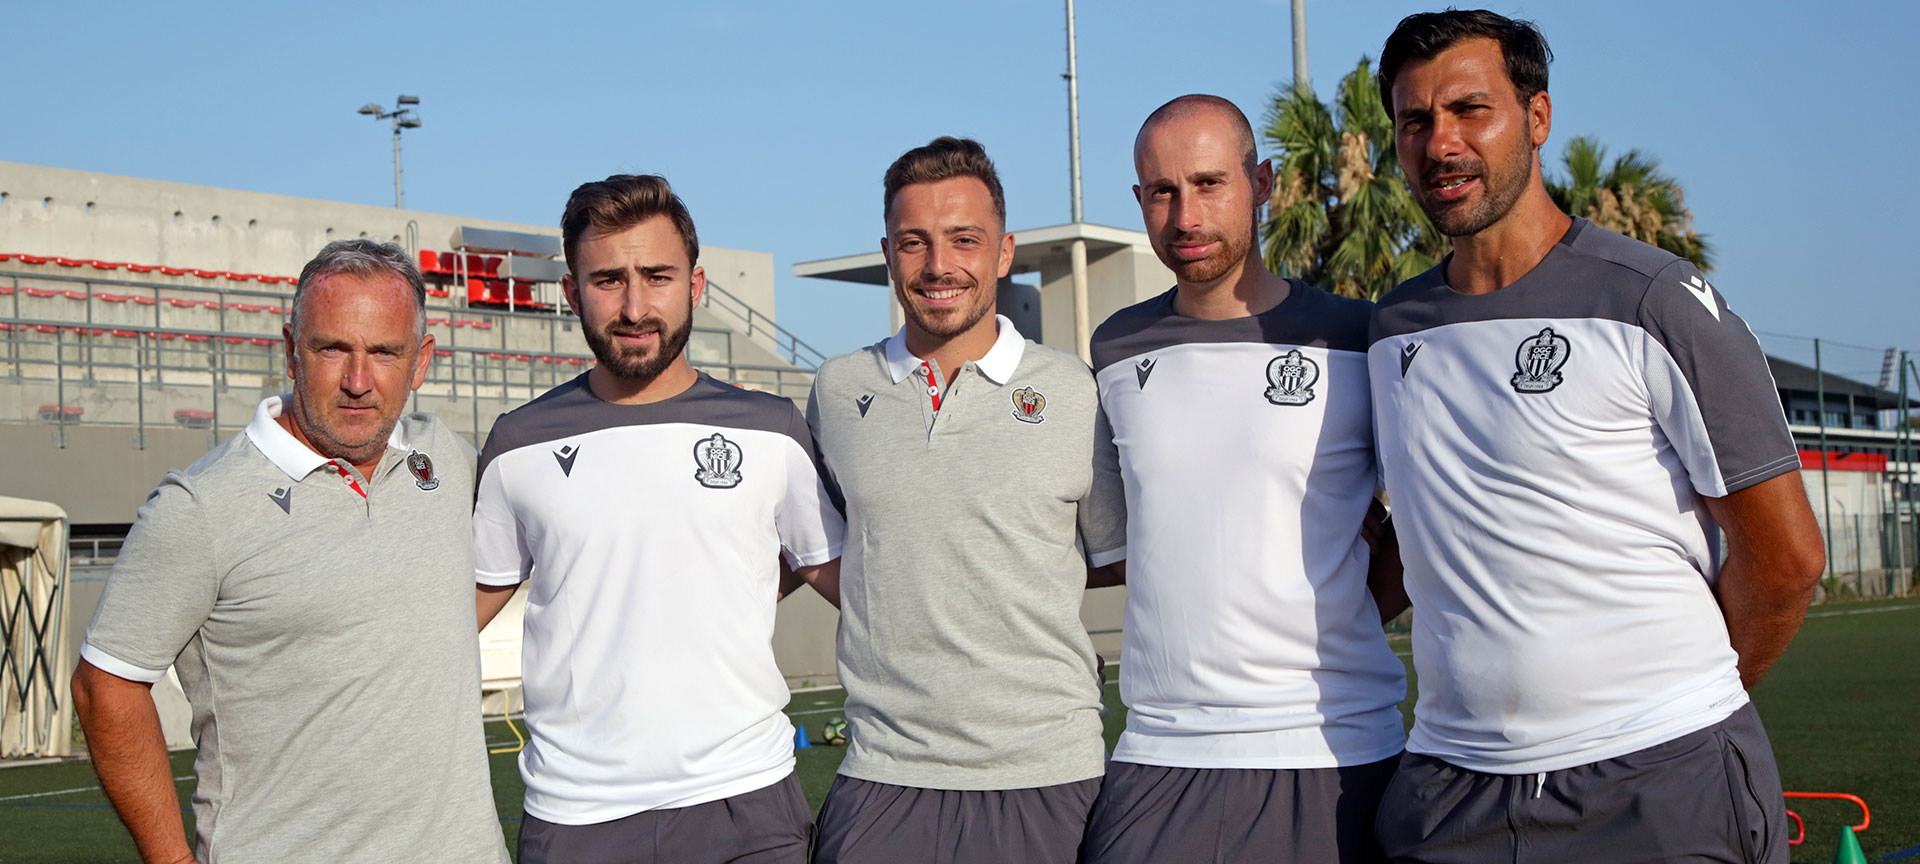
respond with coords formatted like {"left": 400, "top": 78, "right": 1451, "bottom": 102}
{"left": 3, "top": 0, "right": 1914, "bottom": 384}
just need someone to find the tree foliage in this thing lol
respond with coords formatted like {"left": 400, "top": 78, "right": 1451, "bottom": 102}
{"left": 1260, "top": 59, "right": 1713, "bottom": 299}
{"left": 1261, "top": 58, "right": 1444, "bottom": 300}
{"left": 1544, "top": 135, "right": 1712, "bottom": 270}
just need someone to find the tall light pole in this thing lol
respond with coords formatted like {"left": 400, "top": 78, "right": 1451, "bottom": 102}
{"left": 1291, "top": 0, "right": 1310, "bottom": 95}
{"left": 1065, "top": 0, "right": 1091, "bottom": 362}
{"left": 358, "top": 95, "right": 422, "bottom": 209}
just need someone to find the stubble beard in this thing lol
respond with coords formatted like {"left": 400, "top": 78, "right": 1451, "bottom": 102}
{"left": 1418, "top": 135, "right": 1537, "bottom": 238}
{"left": 581, "top": 308, "right": 693, "bottom": 387}
{"left": 1157, "top": 213, "right": 1255, "bottom": 286}
{"left": 898, "top": 275, "right": 996, "bottom": 340}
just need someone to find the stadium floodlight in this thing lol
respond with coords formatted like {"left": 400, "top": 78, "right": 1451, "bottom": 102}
{"left": 356, "top": 96, "right": 424, "bottom": 209}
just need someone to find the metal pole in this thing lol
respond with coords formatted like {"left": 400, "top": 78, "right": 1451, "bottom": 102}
{"left": 392, "top": 118, "right": 404, "bottom": 209}
{"left": 1291, "top": 0, "right": 1310, "bottom": 94}
{"left": 1895, "top": 349, "right": 1908, "bottom": 594}
{"left": 1816, "top": 338, "right": 1833, "bottom": 576}
{"left": 1066, "top": 0, "right": 1091, "bottom": 363}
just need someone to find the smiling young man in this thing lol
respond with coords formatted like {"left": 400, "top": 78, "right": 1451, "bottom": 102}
{"left": 805, "top": 137, "right": 1126, "bottom": 864}
{"left": 471, "top": 175, "right": 843, "bottom": 864}
{"left": 1367, "top": 11, "right": 1825, "bottom": 863}
{"left": 72, "top": 240, "right": 508, "bottom": 864}
{"left": 1075, "top": 95, "right": 1409, "bottom": 864}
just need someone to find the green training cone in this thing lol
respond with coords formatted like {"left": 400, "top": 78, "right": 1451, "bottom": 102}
{"left": 1832, "top": 825, "right": 1866, "bottom": 864}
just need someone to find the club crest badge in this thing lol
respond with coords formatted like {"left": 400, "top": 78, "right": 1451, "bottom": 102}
{"left": 1264, "top": 349, "right": 1319, "bottom": 406}
{"left": 1511, "top": 327, "right": 1571, "bottom": 393}
{"left": 1011, "top": 386, "right": 1047, "bottom": 424}
{"left": 406, "top": 451, "right": 440, "bottom": 491}
{"left": 693, "top": 432, "right": 744, "bottom": 489}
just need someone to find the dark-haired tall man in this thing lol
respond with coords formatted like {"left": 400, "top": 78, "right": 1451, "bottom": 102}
{"left": 806, "top": 137, "right": 1126, "bottom": 864}
{"left": 473, "top": 175, "right": 844, "bottom": 864}
{"left": 1368, "top": 10, "right": 1823, "bottom": 863}
{"left": 73, "top": 240, "right": 509, "bottom": 864}
{"left": 1076, "top": 94, "right": 1408, "bottom": 864}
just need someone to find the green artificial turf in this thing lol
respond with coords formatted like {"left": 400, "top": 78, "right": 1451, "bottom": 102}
{"left": 6, "top": 598, "right": 1916, "bottom": 863}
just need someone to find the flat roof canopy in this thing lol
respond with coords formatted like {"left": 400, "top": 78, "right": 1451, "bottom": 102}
{"left": 793, "top": 222, "right": 1152, "bottom": 285}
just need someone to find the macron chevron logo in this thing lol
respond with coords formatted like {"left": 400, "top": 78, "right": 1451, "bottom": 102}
{"left": 1135, "top": 357, "right": 1157, "bottom": 389}
{"left": 1400, "top": 342, "right": 1422, "bottom": 377}
{"left": 553, "top": 445, "right": 580, "bottom": 477}
{"left": 856, "top": 394, "right": 874, "bottom": 417}
{"left": 267, "top": 487, "right": 291, "bottom": 514}
{"left": 1683, "top": 274, "right": 1721, "bottom": 321}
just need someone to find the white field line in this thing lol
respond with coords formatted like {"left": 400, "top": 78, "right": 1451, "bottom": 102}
{"left": 1805, "top": 602, "right": 1920, "bottom": 619}
{"left": 0, "top": 775, "right": 190, "bottom": 803}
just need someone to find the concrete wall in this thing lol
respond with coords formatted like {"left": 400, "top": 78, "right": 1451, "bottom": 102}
{"left": 1036, "top": 246, "right": 1170, "bottom": 350}
{"left": 0, "top": 161, "right": 776, "bottom": 320}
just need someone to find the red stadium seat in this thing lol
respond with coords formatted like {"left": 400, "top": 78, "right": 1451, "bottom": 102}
{"left": 24, "top": 288, "right": 56, "bottom": 298}
{"left": 184, "top": 334, "right": 211, "bottom": 342}
{"left": 167, "top": 298, "right": 198, "bottom": 307}
{"left": 434, "top": 349, "right": 452, "bottom": 357}
{"left": 189, "top": 269, "right": 221, "bottom": 279}
{"left": 469, "top": 320, "right": 493, "bottom": 330}
{"left": 18, "top": 255, "right": 49, "bottom": 264}
{"left": 202, "top": 300, "right": 221, "bottom": 310}
{"left": 224, "top": 336, "right": 246, "bottom": 344}
{"left": 89, "top": 260, "right": 122, "bottom": 271}
{"left": 98, "top": 293, "right": 128, "bottom": 303}
{"left": 158, "top": 266, "right": 187, "bottom": 275}
{"left": 110, "top": 330, "right": 139, "bottom": 338}
{"left": 59, "top": 290, "right": 88, "bottom": 300}
{"left": 248, "top": 338, "right": 276, "bottom": 346}
{"left": 130, "top": 295, "right": 156, "bottom": 305}
{"left": 53, "top": 257, "right": 83, "bottom": 267}
{"left": 33, "top": 325, "right": 59, "bottom": 334}
{"left": 427, "top": 288, "right": 450, "bottom": 298}
{"left": 125, "top": 264, "right": 154, "bottom": 273}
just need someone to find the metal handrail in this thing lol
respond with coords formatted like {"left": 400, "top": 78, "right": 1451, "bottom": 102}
{"left": 702, "top": 279, "right": 827, "bottom": 370}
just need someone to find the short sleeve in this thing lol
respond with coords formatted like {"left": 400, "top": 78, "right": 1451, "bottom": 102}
{"left": 1080, "top": 399, "right": 1127, "bottom": 567}
{"left": 472, "top": 457, "right": 532, "bottom": 586}
{"left": 81, "top": 475, "right": 221, "bottom": 683}
{"left": 1638, "top": 261, "right": 1799, "bottom": 497}
{"left": 776, "top": 405, "right": 845, "bottom": 568}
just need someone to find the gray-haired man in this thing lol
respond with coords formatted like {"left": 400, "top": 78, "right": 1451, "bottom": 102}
{"left": 72, "top": 240, "right": 509, "bottom": 864}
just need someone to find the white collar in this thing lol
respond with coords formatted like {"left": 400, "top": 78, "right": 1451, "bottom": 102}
{"left": 245, "top": 395, "right": 410, "bottom": 481}
{"left": 882, "top": 314, "right": 1027, "bottom": 385}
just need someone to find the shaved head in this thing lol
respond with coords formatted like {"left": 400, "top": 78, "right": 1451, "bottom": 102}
{"left": 1135, "top": 94, "right": 1258, "bottom": 178}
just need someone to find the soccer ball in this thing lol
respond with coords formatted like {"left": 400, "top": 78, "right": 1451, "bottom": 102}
{"left": 821, "top": 717, "right": 849, "bottom": 746}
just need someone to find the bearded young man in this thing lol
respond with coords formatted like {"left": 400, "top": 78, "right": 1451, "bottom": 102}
{"left": 804, "top": 137, "right": 1126, "bottom": 864}
{"left": 1366, "top": 11, "right": 1824, "bottom": 863}
{"left": 472, "top": 174, "right": 844, "bottom": 864}
{"left": 1075, "top": 95, "right": 1409, "bottom": 864}
{"left": 73, "top": 240, "right": 509, "bottom": 864}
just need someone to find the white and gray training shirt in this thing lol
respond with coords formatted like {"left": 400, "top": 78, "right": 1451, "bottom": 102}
{"left": 1091, "top": 283, "right": 1407, "bottom": 770}
{"left": 474, "top": 372, "right": 844, "bottom": 824}
{"left": 1368, "top": 216, "right": 1799, "bottom": 774}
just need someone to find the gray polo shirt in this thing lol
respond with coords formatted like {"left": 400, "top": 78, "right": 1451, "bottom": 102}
{"left": 808, "top": 316, "right": 1127, "bottom": 791}
{"left": 82, "top": 395, "right": 509, "bottom": 864}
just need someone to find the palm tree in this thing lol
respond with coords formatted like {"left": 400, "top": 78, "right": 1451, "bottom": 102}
{"left": 1261, "top": 58, "right": 1444, "bottom": 300}
{"left": 1546, "top": 135, "right": 1712, "bottom": 270}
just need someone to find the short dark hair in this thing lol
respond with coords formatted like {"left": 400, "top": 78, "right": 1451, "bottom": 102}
{"left": 1377, "top": 9, "right": 1553, "bottom": 114}
{"left": 882, "top": 137, "right": 1006, "bottom": 229}
{"left": 560, "top": 174, "right": 699, "bottom": 273}
{"left": 1137, "top": 94, "right": 1258, "bottom": 178}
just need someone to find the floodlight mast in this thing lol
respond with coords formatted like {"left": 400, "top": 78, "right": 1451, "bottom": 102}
{"left": 357, "top": 95, "right": 423, "bottom": 208}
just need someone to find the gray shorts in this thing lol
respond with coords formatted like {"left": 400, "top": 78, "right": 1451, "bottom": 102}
{"left": 518, "top": 773, "right": 812, "bottom": 864}
{"left": 1375, "top": 703, "right": 1786, "bottom": 864}
{"left": 812, "top": 774, "right": 1101, "bottom": 864}
{"left": 1077, "top": 757, "right": 1399, "bottom": 864}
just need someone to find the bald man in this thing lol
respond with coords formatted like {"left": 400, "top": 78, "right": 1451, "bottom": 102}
{"left": 1077, "top": 94, "right": 1408, "bottom": 864}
